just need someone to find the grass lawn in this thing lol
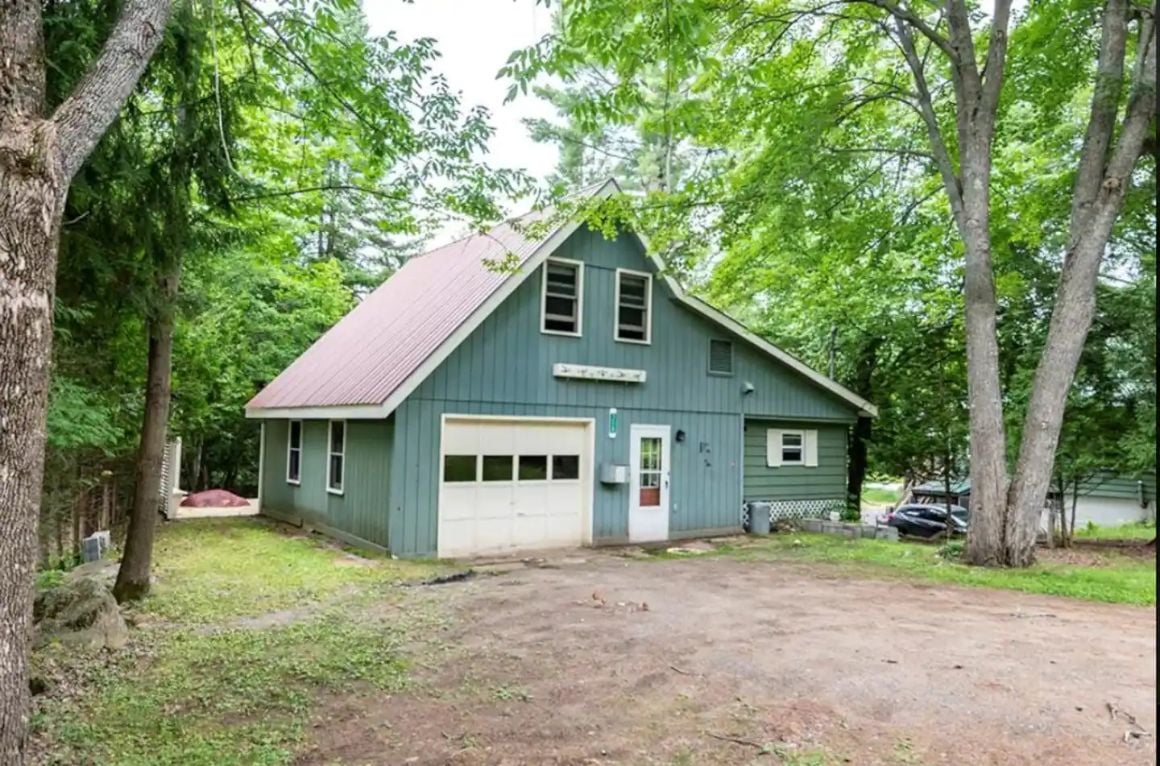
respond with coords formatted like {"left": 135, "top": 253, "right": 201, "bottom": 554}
{"left": 716, "top": 533, "right": 1155, "bottom": 606}
{"left": 1074, "top": 520, "right": 1156, "bottom": 541}
{"left": 861, "top": 486, "right": 902, "bottom": 505}
{"left": 31, "top": 518, "right": 450, "bottom": 766}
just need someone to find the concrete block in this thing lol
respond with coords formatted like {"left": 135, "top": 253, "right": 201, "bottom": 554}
{"left": 799, "top": 518, "right": 824, "bottom": 533}
{"left": 875, "top": 526, "right": 899, "bottom": 541}
{"left": 859, "top": 525, "right": 879, "bottom": 539}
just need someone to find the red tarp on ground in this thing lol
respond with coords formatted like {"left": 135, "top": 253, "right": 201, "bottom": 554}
{"left": 180, "top": 489, "right": 250, "bottom": 508}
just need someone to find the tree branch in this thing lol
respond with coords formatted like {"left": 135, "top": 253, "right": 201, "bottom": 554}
{"left": 893, "top": 17, "right": 964, "bottom": 220}
{"left": 979, "top": 0, "right": 1013, "bottom": 117}
{"left": 1103, "top": 4, "right": 1157, "bottom": 182}
{"left": 51, "top": 0, "right": 174, "bottom": 181}
{"left": 1069, "top": 0, "right": 1131, "bottom": 244}
{"left": 853, "top": 0, "right": 958, "bottom": 61}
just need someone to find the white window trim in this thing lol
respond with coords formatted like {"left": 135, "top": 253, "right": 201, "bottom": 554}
{"left": 708, "top": 338, "right": 734, "bottom": 376}
{"left": 327, "top": 419, "right": 346, "bottom": 495}
{"left": 286, "top": 419, "right": 302, "bottom": 485}
{"left": 779, "top": 430, "right": 806, "bottom": 466}
{"left": 614, "top": 268, "right": 653, "bottom": 345}
{"left": 540, "top": 256, "right": 584, "bottom": 337}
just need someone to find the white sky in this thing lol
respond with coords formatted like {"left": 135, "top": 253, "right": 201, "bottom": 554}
{"left": 365, "top": 0, "right": 561, "bottom": 243}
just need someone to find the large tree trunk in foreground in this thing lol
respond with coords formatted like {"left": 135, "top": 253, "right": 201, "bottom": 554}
{"left": 1004, "top": 0, "right": 1156, "bottom": 565}
{"left": 0, "top": 0, "right": 173, "bottom": 758}
{"left": 888, "top": 0, "right": 1154, "bottom": 567}
{"left": 0, "top": 163, "right": 66, "bottom": 766}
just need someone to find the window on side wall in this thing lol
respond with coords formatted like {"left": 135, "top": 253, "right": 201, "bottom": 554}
{"left": 766, "top": 428, "right": 818, "bottom": 467}
{"left": 287, "top": 420, "right": 302, "bottom": 484}
{"left": 780, "top": 431, "right": 804, "bottom": 465}
{"left": 708, "top": 339, "right": 734, "bottom": 376}
{"left": 542, "top": 258, "right": 583, "bottom": 336}
{"left": 615, "top": 269, "right": 651, "bottom": 343}
{"left": 327, "top": 420, "right": 345, "bottom": 494}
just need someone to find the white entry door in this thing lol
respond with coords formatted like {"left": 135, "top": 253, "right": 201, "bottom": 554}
{"left": 629, "top": 424, "right": 671, "bottom": 542}
{"left": 438, "top": 417, "right": 591, "bottom": 558}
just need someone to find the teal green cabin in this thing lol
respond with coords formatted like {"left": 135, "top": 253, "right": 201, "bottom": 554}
{"left": 246, "top": 181, "right": 876, "bottom": 558}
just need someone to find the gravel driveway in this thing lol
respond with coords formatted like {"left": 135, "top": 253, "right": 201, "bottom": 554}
{"left": 301, "top": 553, "right": 1156, "bottom": 765}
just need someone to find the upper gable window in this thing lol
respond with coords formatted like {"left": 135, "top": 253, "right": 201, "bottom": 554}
{"left": 615, "top": 269, "right": 652, "bottom": 344}
{"left": 541, "top": 258, "right": 583, "bottom": 336}
{"left": 708, "top": 339, "right": 734, "bottom": 376}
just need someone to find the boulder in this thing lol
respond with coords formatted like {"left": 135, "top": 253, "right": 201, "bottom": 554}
{"left": 34, "top": 576, "right": 128, "bottom": 652}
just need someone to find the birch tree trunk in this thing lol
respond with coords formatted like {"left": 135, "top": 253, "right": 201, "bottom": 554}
{"left": 0, "top": 0, "right": 172, "bottom": 758}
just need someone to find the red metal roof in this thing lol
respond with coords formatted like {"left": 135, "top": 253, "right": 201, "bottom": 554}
{"left": 246, "top": 211, "right": 560, "bottom": 411}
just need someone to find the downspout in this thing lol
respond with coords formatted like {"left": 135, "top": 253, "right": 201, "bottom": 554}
{"left": 740, "top": 381, "right": 755, "bottom": 527}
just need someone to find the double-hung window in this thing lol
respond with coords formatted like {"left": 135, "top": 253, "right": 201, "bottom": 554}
{"left": 287, "top": 420, "right": 302, "bottom": 484}
{"left": 615, "top": 269, "right": 652, "bottom": 343}
{"left": 766, "top": 429, "right": 818, "bottom": 468}
{"left": 542, "top": 258, "right": 583, "bottom": 335}
{"left": 327, "top": 420, "right": 345, "bottom": 494}
{"left": 780, "top": 431, "right": 804, "bottom": 465}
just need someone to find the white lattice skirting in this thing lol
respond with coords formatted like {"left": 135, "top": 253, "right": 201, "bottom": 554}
{"left": 742, "top": 499, "right": 846, "bottom": 528}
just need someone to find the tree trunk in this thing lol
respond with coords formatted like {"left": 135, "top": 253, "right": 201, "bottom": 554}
{"left": 113, "top": 265, "right": 179, "bottom": 602}
{"left": 1003, "top": 0, "right": 1155, "bottom": 565}
{"left": 846, "top": 416, "right": 871, "bottom": 519}
{"left": 1, "top": 0, "right": 172, "bottom": 755}
{"left": 0, "top": 157, "right": 65, "bottom": 763}
{"left": 958, "top": 164, "right": 1010, "bottom": 567}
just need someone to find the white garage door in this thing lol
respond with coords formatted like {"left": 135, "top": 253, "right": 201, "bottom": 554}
{"left": 438, "top": 417, "right": 590, "bottom": 558}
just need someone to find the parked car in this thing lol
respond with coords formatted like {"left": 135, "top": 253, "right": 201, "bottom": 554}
{"left": 882, "top": 503, "right": 969, "bottom": 539}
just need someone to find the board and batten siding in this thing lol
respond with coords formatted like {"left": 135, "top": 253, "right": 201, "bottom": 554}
{"left": 383, "top": 226, "right": 860, "bottom": 556}
{"left": 388, "top": 399, "right": 742, "bottom": 555}
{"left": 743, "top": 419, "right": 848, "bottom": 502}
{"left": 261, "top": 418, "right": 393, "bottom": 551}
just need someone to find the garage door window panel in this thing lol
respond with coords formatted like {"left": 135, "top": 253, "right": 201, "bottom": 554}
{"left": 482, "top": 455, "right": 515, "bottom": 481}
{"left": 518, "top": 455, "right": 549, "bottom": 481}
{"left": 443, "top": 454, "right": 478, "bottom": 482}
{"left": 552, "top": 454, "right": 580, "bottom": 480}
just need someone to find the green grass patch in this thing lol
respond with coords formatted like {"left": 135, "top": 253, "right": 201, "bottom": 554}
{"left": 1074, "top": 520, "right": 1156, "bottom": 541}
{"left": 32, "top": 518, "right": 448, "bottom": 765}
{"left": 861, "top": 486, "right": 902, "bottom": 505}
{"left": 719, "top": 533, "right": 1155, "bottom": 605}
{"left": 142, "top": 517, "right": 446, "bottom": 625}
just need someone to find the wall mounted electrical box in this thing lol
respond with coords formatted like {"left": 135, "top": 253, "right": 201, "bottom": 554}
{"left": 600, "top": 463, "right": 629, "bottom": 484}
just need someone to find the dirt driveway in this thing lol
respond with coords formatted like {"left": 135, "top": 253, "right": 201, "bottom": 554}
{"left": 301, "top": 554, "right": 1156, "bottom": 766}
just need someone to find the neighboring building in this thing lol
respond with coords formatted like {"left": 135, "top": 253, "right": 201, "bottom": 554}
{"left": 909, "top": 473, "right": 1157, "bottom": 529}
{"left": 246, "top": 180, "right": 877, "bottom": 558}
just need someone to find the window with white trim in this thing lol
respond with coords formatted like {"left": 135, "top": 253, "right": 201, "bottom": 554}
{"left": 615, "top": 269, "right": 651, "bottom": 343}
{"left": 287, "top": 420, "right": 302, "bottom": 484}
{"left": 542, "top": 259, "right": 583, "bottom": 335}
{"left": 327, "top": 420, "right": 345, "bottom": 494}
{"left": 780, "top": 431, "right": 804, "bottom": 465}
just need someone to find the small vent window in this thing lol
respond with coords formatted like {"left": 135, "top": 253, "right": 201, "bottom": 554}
{"left": 709, "top": 339, "right": 734, "bottom": 376}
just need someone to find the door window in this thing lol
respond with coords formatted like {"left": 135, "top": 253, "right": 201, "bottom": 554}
{"left": 638, "top": 436, "right": 663, "bottom": 506}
